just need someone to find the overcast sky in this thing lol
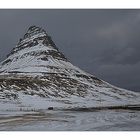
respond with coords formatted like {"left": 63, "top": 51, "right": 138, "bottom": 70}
{"left": 0, "top": 9, "right": 140, "bottom": 92}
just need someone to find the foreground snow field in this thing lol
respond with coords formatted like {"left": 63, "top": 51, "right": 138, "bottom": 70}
{"left": 0, "top": 109, "right": 140, "bottom": 131}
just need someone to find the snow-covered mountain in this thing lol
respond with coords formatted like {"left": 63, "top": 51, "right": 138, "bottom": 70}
{"left": 0, "top": 26, "right": 140, "bottom": 111}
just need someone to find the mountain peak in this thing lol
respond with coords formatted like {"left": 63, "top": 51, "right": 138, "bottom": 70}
{"left": 6, "top": 26, "right": 61, "bottom": 59}
{"left": 19, "top": 25, "right": 48, "bottom": 45}
{"left": 0, "top": 25, "right": 68, "bottom": 73}
{"left": 23, "top": 25, "right": 47, "bottom": 40}
{"left": 27, "top": 25, "right": 45, "bottom": 32}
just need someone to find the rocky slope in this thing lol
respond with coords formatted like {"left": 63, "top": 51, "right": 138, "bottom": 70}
{"left": 0, "top": 26, "right": 139, "bottom": 111}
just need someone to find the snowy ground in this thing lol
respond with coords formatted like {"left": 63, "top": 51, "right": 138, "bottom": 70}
{"left": 0, "top": 93, "right": 140, "bottom": 131}
{"left": 0, "top": 109, "right": 140, "bottom": 131}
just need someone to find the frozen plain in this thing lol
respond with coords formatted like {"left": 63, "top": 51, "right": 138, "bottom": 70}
{"left": 0, "top": 109, "right": 140, "bottom": 131}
